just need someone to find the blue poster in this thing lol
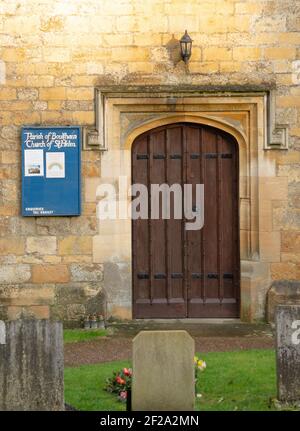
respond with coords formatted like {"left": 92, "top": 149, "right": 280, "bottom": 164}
{"left": 22, "top": 127, "right": 81, "bottom": 216}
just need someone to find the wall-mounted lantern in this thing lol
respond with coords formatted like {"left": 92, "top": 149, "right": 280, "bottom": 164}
{"left": 180, "top": 30, "right": 193, "bottom": 63}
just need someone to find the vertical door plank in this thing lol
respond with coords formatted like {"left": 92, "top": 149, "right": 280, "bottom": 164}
{"left": 167, "top": 126, "right": 185, "bottom": 310}
{"left": 132, "top": 136, "right": 150, "bottom": 309}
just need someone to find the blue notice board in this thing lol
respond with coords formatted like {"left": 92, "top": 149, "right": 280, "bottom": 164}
{"left": 22, "top": 127, "right": 81, "bottom": 216}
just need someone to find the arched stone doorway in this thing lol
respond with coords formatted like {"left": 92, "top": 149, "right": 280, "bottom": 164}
{"left": 132, "top": 123, "right": 240, "bottom": 318}
{"left": 92, "top": 88, "right": 273, "bottom": 322}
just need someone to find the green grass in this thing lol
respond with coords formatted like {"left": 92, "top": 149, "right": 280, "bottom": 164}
{"left": 65, "top": 349, "right": 279, "bottom": 411}
{"left": 196, "top": 349, "right": 277, "bottom": 411}
{"left": 63, "top": 329, "right": 107, "bottom": 344}
{"left": 65, "top": 360, "right": 130, "bottom": 411}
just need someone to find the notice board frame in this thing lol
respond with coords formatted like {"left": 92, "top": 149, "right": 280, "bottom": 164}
{"left": 21, "top": 126, "right": 82, "bottom": 217}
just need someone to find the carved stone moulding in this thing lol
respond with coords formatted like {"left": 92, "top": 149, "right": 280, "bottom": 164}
{"left": 83, "top": 86, "right": 288, "bottom": 151}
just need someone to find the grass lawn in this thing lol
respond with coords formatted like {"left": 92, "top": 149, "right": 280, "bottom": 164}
{"left": 65, "top": 349, "right": 280, "bottom": 411}
{"left": 64, "top": 329, "right": 107, "bottom": 344}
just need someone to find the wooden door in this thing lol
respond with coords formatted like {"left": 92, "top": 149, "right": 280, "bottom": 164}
{"left": 132, "top": 123, "right": 240, "bottom": 318}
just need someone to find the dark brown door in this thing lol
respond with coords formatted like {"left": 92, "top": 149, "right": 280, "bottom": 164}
{"left": 132, "top": 123, "right": 240, "bottom": 318}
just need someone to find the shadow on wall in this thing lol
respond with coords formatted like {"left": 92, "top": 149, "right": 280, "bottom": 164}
{"left": 85, "top": 289, "right": 107, "bottom": 318}
{"left": 52, "top": 285, "right": 107, "bottom": 329}
{"left": 165, "top": 34, "right": 182, "bottom": 66}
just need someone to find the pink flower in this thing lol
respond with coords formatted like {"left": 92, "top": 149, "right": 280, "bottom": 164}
{"left": 119, "top": 391, "right": 127, "bottom": 400}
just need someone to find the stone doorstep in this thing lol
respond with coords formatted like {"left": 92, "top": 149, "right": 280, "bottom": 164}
{"left": 136, "top": 318, "right": 241, "bottom": 324}
{"left": 106, "top": 318, "right": 274, "bottom": 338}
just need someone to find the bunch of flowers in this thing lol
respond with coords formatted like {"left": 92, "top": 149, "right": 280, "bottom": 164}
{"left": 105, "top": 357, "right": 206, "bottom": 402}
{"left": 104, "top": 367, "right": 132, "bottom": 402}
{"left": 194, "top": 356, "right": 206, "bottom": 397}
{"left": 194, "top": 356, "right": 206, "bottom": 372}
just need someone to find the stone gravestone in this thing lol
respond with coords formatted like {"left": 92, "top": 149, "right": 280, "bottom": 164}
{"left": 0, "top": 320, "right": 5, "bottom": 345}
{"left": 0, "top": 319, "right": 64, "bottom": 411}
{"left": 132, "top": 330, "right": 195, "bottom": 411}
{"left": 275, "top": 305, "right": 300, "bottom": 403}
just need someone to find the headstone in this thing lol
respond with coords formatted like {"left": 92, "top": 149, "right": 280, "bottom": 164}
{"left": 132, "top": 330, "right": 195, "bottom": 411}
{"left": 275, "top": 305, "right": 300, "bottom": 403}
{"left": 0, "top": 319, "right": 64, "bottom": 411}
{"left": 0, "top": 321, "right": 5, "bottom": 345}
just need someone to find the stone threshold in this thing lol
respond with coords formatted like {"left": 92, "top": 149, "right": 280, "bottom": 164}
{"left": 134, "top": 318, "right": 241, "bottom": 324}
{"left": 106, "top": 319, "right": 274, "bottom": 338}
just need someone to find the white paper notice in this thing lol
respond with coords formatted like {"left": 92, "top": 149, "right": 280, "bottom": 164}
{"left": 46, "top": 152, "right": 65, "bottom": 178}
{"left": 24, "top": 149, "right": 44, "bottom": 176}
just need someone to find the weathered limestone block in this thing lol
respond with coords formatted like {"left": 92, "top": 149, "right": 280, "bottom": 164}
{"left": 31, "top": 264, "right": 70, "bottom": 283}
{"left": 132, "top": 330, "right": 195, "bottom": 411}
{"left": 103, "top": 262, "right": 131, "bottom": 319}
{"left": 271, "top": 262, "right": 300, "bottom": 281}
{"left": 7, "top": 217, "right": 37, "bottom": 236}
{"left": 0, "top": 284, "right": 55, "bottom": 306}
{"left": 268, "top": 281, "right": 300, "bottom": 322}
{"left": 273, "top": 208, "right": 300, "bottom": 231}
{"left": 289, "top": 183, "right": 300, "bottom": 209}
{"left": 1, "top": 180, "right": 18, "bottom": 202}
{"left": 17, "top": 88, "right": 38, "bottom": 101}
{"left": 275, "top": 305, "right": 300, "bottom": 403}
{"left": 240, "top": 260, "right": 270, "bottom": 322}
{"left": 6, "top": 305, "right": 50, "bottom": 320}
{"left": 70, "top": 263, "right": 103, "bottom": 282}
{"left": 55, "top": 283, "right": 88, "bottom": 305}
{"left": 0, "top": 218, "right": 10, "bottom": 237}
{"left": 0, "top": 307, "right": 7, "bottom": 321}
{"left": 69, "top": 217, "right": 97, "bottom": 235}
{"left": 58, "top": 236, "right": 92, "bottom": 255}
{"left": 36, "top": 218, "right": 71, "bottom": 235}
{"left": 0, "top": 238, "right": 25, "bottom": 255}
{"left": 0, "top": 264, "right": 31, "bottom": 284}
{"left": 26, "top": 236, "right": 57, "bottom": 255}
{"left": 282, "top": 231, "right": 300, "bottom": 253}
{"left": 0, "top": 319, "right": 64, "bottom": 411}
{"left": 0, "top": 126, "right": 19, "bottom": 142}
